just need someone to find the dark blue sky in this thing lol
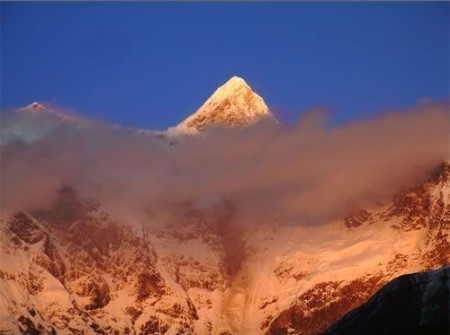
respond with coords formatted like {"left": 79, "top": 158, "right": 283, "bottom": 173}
{"left": 1, "top": 2, "right": 449, "bottom": 129}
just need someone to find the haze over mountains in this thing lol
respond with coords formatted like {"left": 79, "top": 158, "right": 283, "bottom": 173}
{"left": 0, "top": 76, "right": 449, "bottom": 334}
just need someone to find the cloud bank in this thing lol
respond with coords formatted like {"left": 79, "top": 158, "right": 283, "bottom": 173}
{"left": 1, "top": 102, "right": 449, "bottom": 226}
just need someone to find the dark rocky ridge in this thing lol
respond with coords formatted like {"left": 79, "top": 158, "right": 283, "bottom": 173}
{"left": 324, "top": 266, "right": 450, "bottom": 335}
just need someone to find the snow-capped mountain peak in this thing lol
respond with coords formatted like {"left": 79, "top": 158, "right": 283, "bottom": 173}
{"left": 23, "top": 102, "right": 46, "bottom": 112}
{"left": 0, "top": 102, "right": 90, "bottom": 147}
{"left": 211, "top": 76, "right": 252, "bottom": 97}
{"left": 16, "top": 102, "right": 80, "bottom": 122}
{"left": 15, "top": 102, "right": 50, "bottom": 115}
{"left": 169, "top": 76, "right": 273, "bottom": 134}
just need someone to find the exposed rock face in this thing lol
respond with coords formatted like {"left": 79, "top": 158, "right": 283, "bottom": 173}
{"left": 0, "top": 189, "right": 230, "bottom": 334}
{"left": 136, "top": 271, "right": 166, "bottom": 302}
{"left": 267, "top": 275, "right": 384, "bottom": 335}
{"left": 170, "top": 76, "right": 273, "bottom": 134}
{"left": 324, "top": 266, "right": 450, "bottom": 335}
{"left": 9, "top": 212, "right": 46, "bottom": 244}
{"left": 1, "top": 161, "right": 449, "bottom": 334}
{"left": 1, "top": 162, "right": 449, "bottom": 334}
{"left": 261, "top": 162, "right": 450, "bottom": 335}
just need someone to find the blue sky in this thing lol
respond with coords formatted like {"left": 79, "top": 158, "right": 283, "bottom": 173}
{"left": 1, "top": 2, "right": 449, "bottom": 129}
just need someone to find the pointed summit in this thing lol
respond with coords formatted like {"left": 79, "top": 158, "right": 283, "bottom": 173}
{"left": 214, "top": 76, "right": 251, "bottom": 94}
{"left": 172, "top": 76, "right": 273, "bottom": 133}
{"left": 19, "top": 101, "right": 46, "bottom": 113}
{"left": 15, "top": 102, "right": 82, "bottom": 122}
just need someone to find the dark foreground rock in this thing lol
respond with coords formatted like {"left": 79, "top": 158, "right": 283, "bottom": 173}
{"left": 324, "top": 266, "right": 450, "bottom": 335}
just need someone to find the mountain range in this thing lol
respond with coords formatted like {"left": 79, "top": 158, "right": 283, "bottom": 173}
{"left": 0, "top": 77, "right": 448, "bottom": 335}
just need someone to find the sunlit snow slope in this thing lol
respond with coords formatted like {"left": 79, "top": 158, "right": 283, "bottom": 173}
{"left": 0, "top": 162, "right": 448, "bottom": 334}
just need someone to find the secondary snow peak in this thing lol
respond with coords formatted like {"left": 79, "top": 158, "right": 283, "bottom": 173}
{"left": 20, "top": 101, "right": 46, "bottom": 112}
{"left": 15, "top": 102, "right": 83, "bottom": 123}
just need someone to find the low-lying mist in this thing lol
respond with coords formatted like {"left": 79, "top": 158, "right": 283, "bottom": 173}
{"left": 1, "top": 102, "right": 449, "bottom": 228}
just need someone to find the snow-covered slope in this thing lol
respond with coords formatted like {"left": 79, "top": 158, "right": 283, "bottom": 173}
{"left": 256, "top": 161, "right": 450, "bottom": 335}
{"left": 0, "top": 162, "right": 448, "bottom": 334}
{"left": 1, "top": 102, "right": 89, "bottom": 147}
{"left": 1, "top": 83, "right": 448, "bottom": 334}
{"left": 168, "top": 76, "right": 273, "bottom": 135}
{"left": 0, "top": 190, "right": 218, "bottom": 335}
